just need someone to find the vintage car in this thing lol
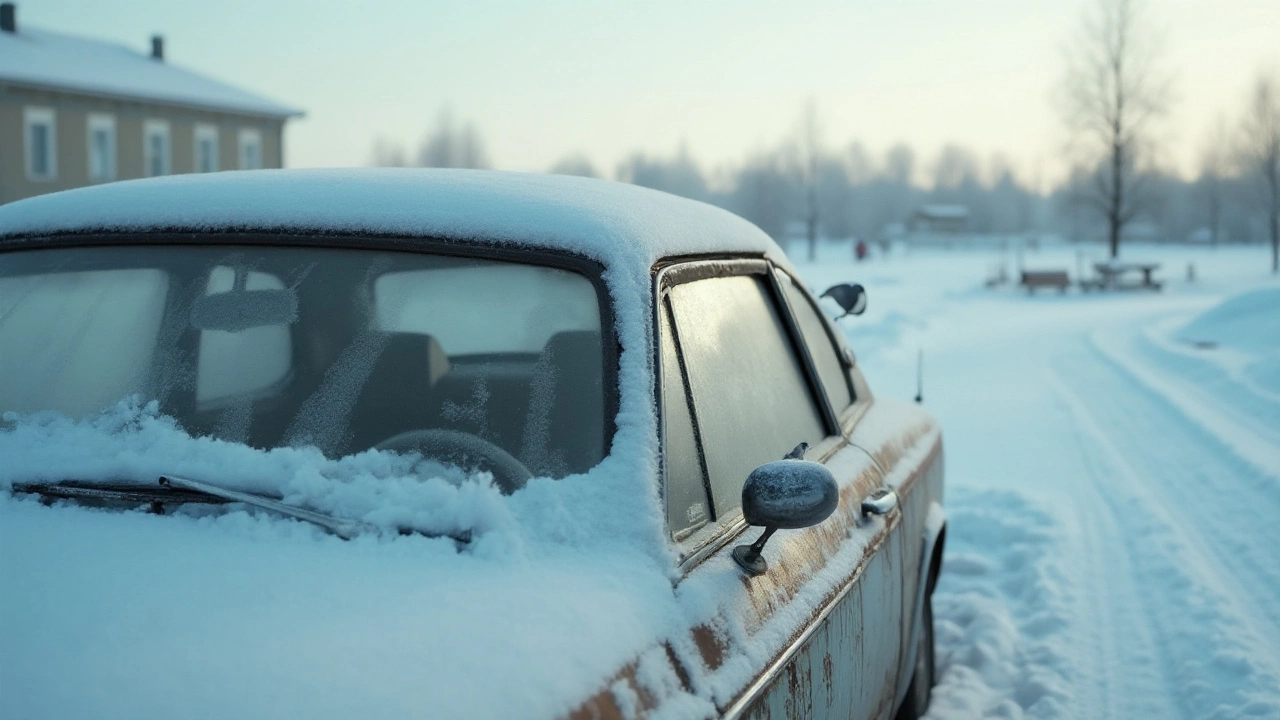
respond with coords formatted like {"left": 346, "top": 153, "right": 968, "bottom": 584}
{"left": 0, "top": 170, "right": 945, "bottom": 720}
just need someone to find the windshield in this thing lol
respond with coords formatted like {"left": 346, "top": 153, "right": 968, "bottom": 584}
{"left": 0, "top": 242, "right": 609, "bottom": 479}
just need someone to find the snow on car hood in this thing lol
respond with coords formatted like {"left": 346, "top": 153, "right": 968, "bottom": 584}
{"left": 0, "top": 492, "right": 683, "bottom": 720}
{"left": 0, "top": 400, "right": 690, "bottom": 719}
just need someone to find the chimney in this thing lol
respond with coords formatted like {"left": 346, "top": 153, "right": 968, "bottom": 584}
{"left": 151, "top": 34, "right": 164, "bottom": 61}
{"left": 1, "top": 4, "right": 16, "bottom": 34}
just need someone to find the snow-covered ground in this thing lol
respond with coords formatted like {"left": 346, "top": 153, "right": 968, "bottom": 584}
{"left": 798, "top": 240, "right": 1280, "bottom": 719}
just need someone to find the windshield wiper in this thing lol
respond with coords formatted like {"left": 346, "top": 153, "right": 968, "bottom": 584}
{"left": 159, "top": 475, "right": 377, "bottom": 540}
{"left": 14, "top": 476, "right": 373, "bottom": 540}
{"left": 12, "top": 475, "right": 470, "bottom": 544}
{"left": 12, "top": 479, "right": 228, "bottom": 507}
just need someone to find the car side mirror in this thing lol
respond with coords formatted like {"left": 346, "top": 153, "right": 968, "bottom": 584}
{"left": 821, "top": 283, "right": 867, "bottom": 318}
{"left": 732, "top": 442, "right": 840, "bottom": 576}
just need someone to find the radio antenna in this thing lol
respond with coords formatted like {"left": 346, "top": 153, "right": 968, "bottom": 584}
{"left": 914, "top": 349, "right": 924, "bottom": 404}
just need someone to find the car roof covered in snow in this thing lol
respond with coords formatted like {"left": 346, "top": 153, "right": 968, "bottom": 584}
{"left": 0, "top": 26, "right": 301, "bottom": 118}
{"left": 0, "top": 169, "right": 788, "bottom": 271}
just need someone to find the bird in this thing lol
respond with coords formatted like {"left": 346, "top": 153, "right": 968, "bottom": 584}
{"left": 820, "top": 283, "right": 867, "bottom": 317}
{"left": 784, "top": 442, "right": 809, "bottom": 460}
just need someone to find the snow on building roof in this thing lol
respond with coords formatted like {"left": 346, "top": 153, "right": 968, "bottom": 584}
{"left": 0, "top": 168, "right": 788, "bottom": 271}
{"left": 0, "top": 26, "right": 302, "bottom": 118}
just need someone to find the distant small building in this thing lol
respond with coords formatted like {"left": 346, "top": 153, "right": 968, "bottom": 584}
{"left": 0, "top": 2, "right": 302, "bottom": 204}
{"left": 908, "top": 204, "right": 969, "bottom": 234}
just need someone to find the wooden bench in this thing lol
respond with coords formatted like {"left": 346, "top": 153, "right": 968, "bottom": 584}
{"left": 1020, "top": 270, "right": 1070, "bottom": 294}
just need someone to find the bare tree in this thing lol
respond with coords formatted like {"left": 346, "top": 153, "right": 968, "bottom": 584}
{"left": 1059, "top": 0, "right": 1172, "bottom": 258}
{"left": 799, "top": 100, "right": 821, "bottom": 262}
{"left": 1199, "top": 116, "right": 1230, "bottom": 245}
{"left": 1238, "top": 68, "right": 1280, "bottom": 273}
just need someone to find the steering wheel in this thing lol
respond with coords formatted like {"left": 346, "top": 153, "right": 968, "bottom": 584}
{"left": 374, "top": 429, "right": 534, "bottom": 495}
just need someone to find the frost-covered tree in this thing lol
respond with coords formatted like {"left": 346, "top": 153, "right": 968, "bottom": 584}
{"left": 1058, "top": 0, "right": 1173, "bottom": 258}
{"left": 1238, "top": 69, "right": 1280, "bottom": 273}
{"left": 615, "top": 145, "right": 709, "bottom": 202}
{"left": 416, "top": 109, "right": 490, "bottom": 169}
{"left": 547, "top": 153, "right": 599, "bottom": 178}
{"left": 369, "top": 136, "right": 409, "bottom": 167}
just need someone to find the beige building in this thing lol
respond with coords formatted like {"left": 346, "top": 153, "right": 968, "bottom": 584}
{"left": 0, "top": 3, "right": 302, "bottom": 205}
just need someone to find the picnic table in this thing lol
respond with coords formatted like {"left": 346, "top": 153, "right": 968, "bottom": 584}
{"left": 1082, "top": 261, "right": 1163, "bottom": 291}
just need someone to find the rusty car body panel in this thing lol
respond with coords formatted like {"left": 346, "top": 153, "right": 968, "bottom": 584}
{"left": 569, "top": 256, "right": 946, "bottom": 720}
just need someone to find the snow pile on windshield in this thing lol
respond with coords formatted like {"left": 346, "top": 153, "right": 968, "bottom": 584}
{"left": 0, "top": 397, "right": 520, "bottom": 551}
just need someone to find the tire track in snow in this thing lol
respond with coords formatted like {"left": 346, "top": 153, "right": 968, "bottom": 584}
{"left": 1048, "top": 371, "right": 1187, "bottom": 720}
{"left": 1048, "top": 355, "right": 1280, "bottom": 718}
{"left": 1080, "top": 342, "right": 1280, "bottom": 627}
{"left": 1091, "top": 326, "right": 1280, "bottom": 484}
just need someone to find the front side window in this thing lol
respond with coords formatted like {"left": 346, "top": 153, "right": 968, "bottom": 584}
{"left": 665, "top": 272, "right": 826, "bottom": 519}
{"left": 0, "top": 244, "right": 609, "bottom": 480}
{"left": 144, "top": 120, "right": 171, "bottom": 177}
{"left": 24, "top": 107, "right": 56, "bottom": 181}
{"left": 238, "top": 128, "right": 262, "bottom": 170}
{"left": 194, "top": 124, "right": 219, "bottom": 173}
{"left": 87, "top": 113, "right": 117, "bottom": 183}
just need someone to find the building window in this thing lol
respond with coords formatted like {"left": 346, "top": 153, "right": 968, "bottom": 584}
{"left": 24, "top": 107, "right": 57, "bottom": 181}
{"left": 143, "top": 120, "right": 171, "bottom": 177}
{"left": 238, "top": 128, "right": 262, "bottom": 170}
{"left": 87, "top": 113, "right": 117, "bottom": 183}
{"left": 194, "top": 123, "right": 219, "bottom": 173}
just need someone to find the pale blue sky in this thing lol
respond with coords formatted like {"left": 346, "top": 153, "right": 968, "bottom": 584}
{"left": 23, "top": 0, "right": 1280, "bottom": 186}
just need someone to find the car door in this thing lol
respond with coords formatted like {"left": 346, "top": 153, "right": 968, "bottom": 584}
{"left": 656, "top": 258, "right": 907, "bottom": 719}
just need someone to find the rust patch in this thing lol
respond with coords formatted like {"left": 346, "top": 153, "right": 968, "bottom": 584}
{"left": 565, "top": 661, "right": 661, "bottom": 720}
{"left": 692, "top": 623, "right": 725, "bottom": 672}
{"left": 822, "top": 652, "right": 834, "bottom": 695}
{"left": 567, "top": 683, "right": 626, "bottom": 720}
{"left": 664, "top": 642, "right": 692, "bottom": 691}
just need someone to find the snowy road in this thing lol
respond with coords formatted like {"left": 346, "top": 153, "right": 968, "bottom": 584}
{"left": 799, "top": 243, "right": 1280, "bottom": 719}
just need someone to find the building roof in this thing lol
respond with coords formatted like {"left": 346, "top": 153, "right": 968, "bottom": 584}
{"left": 0, "top": 168, "right": 788, "bottom": 272}
{"left": 0, "top": 26, "right": 302, "bottom": 118}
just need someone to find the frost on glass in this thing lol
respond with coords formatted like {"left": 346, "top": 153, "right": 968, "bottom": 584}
{"left": 0, "top": 269, "right": 168, "bottom": 418}
{"left": 374, "top": 264, "right": 599, "bottom": 354}
{"left": 0, "top": 245, "right": 608, "bottom": 479}
{"left": 196, "top": 266, "right": 293, "bottom": 404}
{"left": 668, "top": 275, "right": 825, "bottom": 516}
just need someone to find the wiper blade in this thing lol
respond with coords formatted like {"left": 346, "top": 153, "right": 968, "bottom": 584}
{"left": 159, "top": 475, "right": 377, "bottom": 540}
{"left": 13, "top": 479, "right": 228, "bottom": 506}
{"left": 13, "top": 476, "right": 471, "bottom": 544}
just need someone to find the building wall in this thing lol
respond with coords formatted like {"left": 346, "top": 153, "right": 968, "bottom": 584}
{"left": 0, "top": 83, "right": 287, "bottom": 205}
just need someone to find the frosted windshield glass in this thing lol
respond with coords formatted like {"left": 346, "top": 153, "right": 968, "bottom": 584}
{"left": 0, "top": 268, "right": 167, "bottom": 418}
{"left": 197, "top": 267, "right": 292, "bottom": 404}
{"left": 0, "top": 245, "right": 608, "bottom": 478}
{"left": 374, "top": 265, "right": 599, "bottom": 355}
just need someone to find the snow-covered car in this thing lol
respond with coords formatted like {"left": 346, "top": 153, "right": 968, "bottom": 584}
{"left": 0, "top": 170, "right": 945, "bottom": 720}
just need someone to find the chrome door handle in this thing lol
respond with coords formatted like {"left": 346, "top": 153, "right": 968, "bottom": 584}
{"left": 861, "top": 487, "right": 898, "bottom": 517}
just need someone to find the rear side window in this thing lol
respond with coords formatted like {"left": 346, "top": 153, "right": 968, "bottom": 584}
{"left": 666, "top": 274, "right": 826, "bottom": 517}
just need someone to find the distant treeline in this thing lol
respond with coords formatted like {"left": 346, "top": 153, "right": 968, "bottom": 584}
{"left": 370, "top": 108, "right": 1275, "bottom": 248}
